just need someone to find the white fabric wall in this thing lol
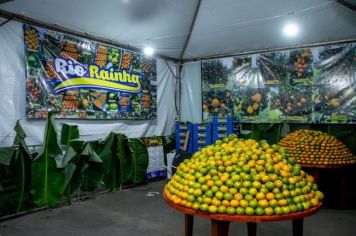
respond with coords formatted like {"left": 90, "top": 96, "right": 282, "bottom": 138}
{"left": 0, "top": 18, "right": 176, "bottom": 146}
{"left": 180, "top": 61, "right": 202, "bottom": 123}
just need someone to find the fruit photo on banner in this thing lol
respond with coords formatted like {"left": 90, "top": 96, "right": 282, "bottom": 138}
{"left": 231, "top": 57, "right": 269, "bottom": 123}
{"left": 231, "top": 56, "right": 252, "bottom": 87}
{"left": 202, "top": 90, "right": 234, "bottom": 119}
{"left": 312, "top": 44, "right": 356, "bottom": 123}
{"left": 202, "top": 60, "right": 229, "bottom": 89}
{"left": 257, "top": 51, "right": 288, "bottom": 86}
{"left": 270, "top": 85, "right": 312, "bottom": 123}
{"left": 23, "top": 24, "right": 157, "bottom": 120}
{"left": 288, "top": 48, "right": 314, "bottom": 84}
{"left": 202, "top": 59, "right": 232, "bottom": 121}
{"left": 233, "top": 87, "right": 268, "bottom": 123}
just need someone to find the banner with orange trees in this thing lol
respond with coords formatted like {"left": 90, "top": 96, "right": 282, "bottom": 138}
{"left": 202, "top": 43, "right": 356, "bottom": 124}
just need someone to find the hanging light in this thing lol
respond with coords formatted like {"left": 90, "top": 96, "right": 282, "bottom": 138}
{"left": 283, "top": 23, "right": 299, "bottom": 37}
{"left": 144, "top": 46, "right": 154, "bottom": 56}
{"left": 143, "top": 39, "right": 154, "bottom": 56}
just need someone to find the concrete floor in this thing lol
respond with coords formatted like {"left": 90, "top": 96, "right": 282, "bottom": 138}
{"left": 0, "top": 180, "right": 356, "bottom": 236}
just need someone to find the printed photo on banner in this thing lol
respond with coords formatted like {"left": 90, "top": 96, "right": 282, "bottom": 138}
{"left": 201, "top": 43, "right": 356, "bottom": 124}
{"left": 24, "top": 24, "right": 157, "bottom": 120}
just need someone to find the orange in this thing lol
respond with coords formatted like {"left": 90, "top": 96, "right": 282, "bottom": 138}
{"left": 278, "top": 199, "right": 288, "bottom": 207}
{"left": 240, "top": 199, "right": 249, "bottom": 208}
{"left": 266, "top": 193, "right": 275, "bottom": 201}
{"left": 207, "top": 180, "right": 214, "bottom": 187}
{"left": 230, "top": 199, "right": 240, "bottom": 207}
{"left": 222, "top": 200, "right": 230, "bottom": 207}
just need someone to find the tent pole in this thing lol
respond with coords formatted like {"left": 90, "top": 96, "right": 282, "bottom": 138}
{"left": 0, "top": 15, "right": 13, "bottom": 28}
{"left": 336, "top": 0, "right": 356, "bottom": 11}
{"left": 0, "top": 0, "right": 14, "bottom": 5}
{"left": 176, "top": 62, "right": 182, "bottom": 120}
{"left": 164, "top": 60, "right": 177, "bottom": 80}
{"left": 0, "top": 9, "right": 178, "bottom": 63}
{"left": 164, "top": 60, "right": 180, "bottom": 117}
{"left": 179, "top": 0, "right": 202, "bottom": 59}
{"left": 182, "top": 38, "right": 356, "bottom": 62}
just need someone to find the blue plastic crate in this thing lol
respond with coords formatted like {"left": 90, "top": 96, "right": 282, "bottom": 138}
{"left": 175, "top": 122, "right": 193, "bottom": 153}
{"left": 212, "top": 116, "right": 238, "bottom": 143}
{"left": 192, "top": 123, "right": 212, "bottom": 152}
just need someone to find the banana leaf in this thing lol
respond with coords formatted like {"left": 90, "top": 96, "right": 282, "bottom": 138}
{"left": 14, "top": 120, "right": 31, "bottom": 158}
{"left": 127, "top": 138, "right": 149, "bottom": 184}
{"left": 0, "top": 150, "right": 32, "bottom": 214}
{"left": 0, "top": 147, "right": 15, "bottom": 166}
{"left": 61, "top": 124, "right": 79, "bottom": 145}
{"left": 13, "top": 120, "right": 27, "bottom": 145}
{"left": 98, "top": 133, "right": 121, "bottom": 191}
{"left": 62, "top": 138, "right": 104, "bottom": 200}
{"left": 117, "top": 134, "right": 132, "bottom": 185}
{"left": 80, "top": 143, "right": 103, "bottom": 192}
{"left": 31, "top": 112, "right": 65, "bottom": 207}
{"left": 14, "top": 149, "right": 32, "bottom": 212}
{"left": 0, "top": 152, "right": 16, "bottom": 215}
{"left": 0, "top": 121, "right": 32, "bottom": 214}
{"left": 13, "top": 120, "right": 32, "bottom": 212}
{"left": 63, "top": 146, "right": 78, "bottom": 199}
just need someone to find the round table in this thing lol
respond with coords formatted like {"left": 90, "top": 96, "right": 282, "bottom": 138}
{"left": 164, "top": 193, "right": 322, "bottom": 236}
{"left": 300, "top": 162, "right": 355, "bottom": 208}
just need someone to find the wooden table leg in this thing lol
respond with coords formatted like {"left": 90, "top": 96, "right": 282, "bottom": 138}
{"left": 311, "top": 168, "right": 320, "bottom": 185}
{"left": 292, "top": 218, "right": 303, "bottom": 236}
{"left": 340, "top": 171, "right": 347, "bottom": 209}
{"left": 211, "top": 219, "right": 230, "bottom": 236}
{"left": 185, "top": 214, "right": 194, "bottom": 236}
{"left": 247, "top": 222, "right": 257, "bottom": 236}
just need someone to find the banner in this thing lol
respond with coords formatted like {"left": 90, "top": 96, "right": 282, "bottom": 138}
{"left": 23, "top": 24, "right": 157, "bottom": 120}
{"left": 202, "top": 43, "right": 356, "bottom": 124}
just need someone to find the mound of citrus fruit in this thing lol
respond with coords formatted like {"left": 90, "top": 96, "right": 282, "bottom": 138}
{"left": 164, "top": 135, "right": 323, "bottom": 216}
{"left": 278, "top": 130, "right": 356, "bottom": 166}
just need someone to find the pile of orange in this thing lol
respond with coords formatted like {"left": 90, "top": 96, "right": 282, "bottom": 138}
{"left": 164, "top": 135, "right": 323, "bottom": 216}
{"left": 278, "top": 130, "right": 356, "bottom": 166}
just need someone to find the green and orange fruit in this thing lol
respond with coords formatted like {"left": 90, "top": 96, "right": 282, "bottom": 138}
{"left": 164, "top": 135, "right": 323, "bottom": 216}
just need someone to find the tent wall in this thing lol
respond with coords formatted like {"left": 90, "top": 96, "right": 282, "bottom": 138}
{"left": 0, "top": 18, "right": 176, "bottom": 147}
{"left": 180, "top": 61, "right": 202, "bottom": 123}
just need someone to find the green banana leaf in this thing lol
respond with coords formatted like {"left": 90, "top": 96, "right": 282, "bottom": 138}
{"left": 127, "top": 138, "right": 149, "bottom": 184}
{"left": 64, "top": 162, "right": 77, "bottom": 193}
{"left": 99, "top": 133, "right": 121, "bottom": 191}
{"left": 117, "top": 134, "right": 132, "bottom": 185}
{"left": 13, "top": 121, "right": 32, "bottom": 212}
{"left": 62, "top": 138, "right": 103, "bottom": 199}
{"left": 61, "top": 124, "right": 80, "bottom": 145}
{"left": 0, "top": 147, "right": 15, "bottom": 166}
{"left": 14, "top": 120, "right": 31, "bottom": 158}
{"left": 0, "top": 152, "right": 16, "bottom": 215}
{"left": 63, "top": 146, "right": 78, "bottom": 199}
{"left": 31, "top": 112, "right": 65, "bottom": 207}
{"left": 13, "top": 120, "right": 27, "bottom": 145}
{"left": 14, "top": 149, "right": 32, "bottom": 212}
{"left": 0, "top": 121, "right": 32, "bottom": 215}
{"left": 80, "top": 143, "right": 103, "bottom": 192}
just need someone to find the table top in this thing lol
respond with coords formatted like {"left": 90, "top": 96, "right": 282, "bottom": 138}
{"left": 164, "top": 193, "right": 322, "bottom": 223}
{"left": 299, "top": 162, "right": 356, "bottom": 169}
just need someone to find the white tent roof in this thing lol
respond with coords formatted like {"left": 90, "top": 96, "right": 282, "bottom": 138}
{"left": 1, "top": 0, "right": 356, "bottom": 60}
